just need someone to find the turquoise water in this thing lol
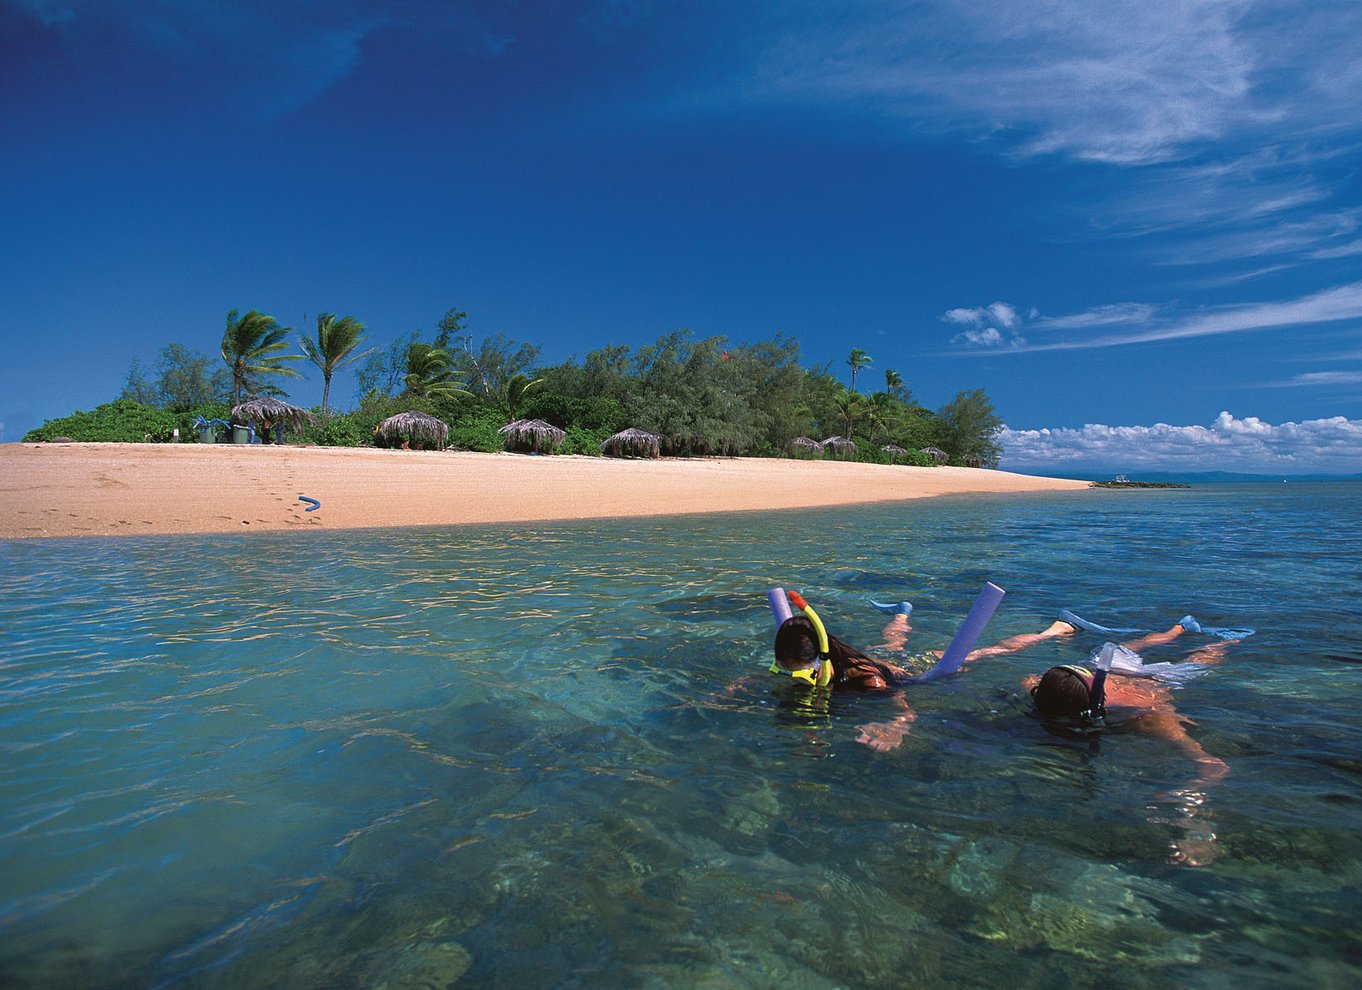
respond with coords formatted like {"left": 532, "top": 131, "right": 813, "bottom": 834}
{"left": 2, "top": 483, "right": 1360, "bottom": 988}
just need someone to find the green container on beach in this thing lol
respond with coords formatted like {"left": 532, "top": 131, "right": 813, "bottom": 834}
{"left": 197, "top": 426, "right": 217, "bottom": 444}
{"left": 232, "top": 425, "right": 250, "bottom": 444}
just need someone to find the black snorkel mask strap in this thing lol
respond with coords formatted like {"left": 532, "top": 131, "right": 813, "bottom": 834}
{"left": 1078, "top": 642, "right": 1115, "bottom": 721}
{"left": 1079, "top": 668, "right": 1107, "bottom": 721}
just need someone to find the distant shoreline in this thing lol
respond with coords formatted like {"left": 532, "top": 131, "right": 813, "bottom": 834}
{"left": 1089, "top": 480, "right": 1191, "bottom": 489}
{"left": 0, "top": 442, "right": 1091, "bottom": 540}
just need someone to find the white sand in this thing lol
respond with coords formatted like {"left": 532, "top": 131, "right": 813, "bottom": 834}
{"left": 0, "top": 442, "right": 1091, "bottom": 539}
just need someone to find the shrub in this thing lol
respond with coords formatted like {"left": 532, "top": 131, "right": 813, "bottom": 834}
{"left": 298, "top": 411, "right": 373, "bottom": 447}
{"left": 897, "top": 448, "right": 938, "bottom": 467}
{"left": 852, "top": 437, "right": 891, "bottom": 464}
{"left": 563, "top": 425, "right": 607, "bottom": 456}
{"left": 23, "top": 399, "right": 183, "bottom": 443}
{"left": 448, "top": 417, "right": 502, "bottom": 452}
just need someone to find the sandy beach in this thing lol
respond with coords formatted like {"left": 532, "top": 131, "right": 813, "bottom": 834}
{"left": 0, "top": 442, "right": 1091, "bottom": 539}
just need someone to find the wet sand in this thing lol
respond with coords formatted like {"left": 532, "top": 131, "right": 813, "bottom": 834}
{"left": 0, "top": 442, "right": 1091, "bottom": 539}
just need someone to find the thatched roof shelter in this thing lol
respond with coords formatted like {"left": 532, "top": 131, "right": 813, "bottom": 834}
{"left": 601, "top": 427, "right": 662, "bottom": 459}
{"left": 787, "top": 436, "right": 824, "bottom": 459}
{"left": 882, "top": 443, "right": 908, "bottom": 463}
{"left": 821, "top": 435, "right": 856, "bottom": 459}
{"left": 231, "top": 396, "right": 316, "bottom": 431}
{"left": 498, "top": 419, "right": 566, "bottom": 453}
{"left": 919, "top": 446, "right": 949, "bottom": 465}
{"left": 376, "top": 410, "right": 450, "bottom": 449}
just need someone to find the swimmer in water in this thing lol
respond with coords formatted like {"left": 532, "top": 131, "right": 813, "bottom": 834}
{"left": 771, "top": 595, "right": 1099, "bottom": 752}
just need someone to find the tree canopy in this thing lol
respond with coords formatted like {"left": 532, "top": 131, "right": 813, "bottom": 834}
{"left": 40, "top": 306, "right": 1010, "bottom": 466}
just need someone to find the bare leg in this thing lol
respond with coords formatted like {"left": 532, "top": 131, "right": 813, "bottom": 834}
{"left": 876, "top": 613, "right": 912, "bottom": 652}
{"left": 1122, "top": 623, "right": 1193, "bottom": 653}
{"left": 964, "top": 619, "right": 1077, "bottom": 662}
{"left": 1183, "top": 639, "right": 1233, "bottom": 667}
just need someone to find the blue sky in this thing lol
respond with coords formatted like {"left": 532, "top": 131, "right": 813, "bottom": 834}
{"left": 3, "top": 0, "right": 1360, "bottom": 474}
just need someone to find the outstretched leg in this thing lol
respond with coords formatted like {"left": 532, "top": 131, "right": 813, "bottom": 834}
{"left": 876, "top": 613, "right": 913, "bottom": 652}
{"left": 1122, "top": 622, "right": 1195, "bottom": 653}
{"left": 964, "top": 619, "right": 1077, "bottom": 661}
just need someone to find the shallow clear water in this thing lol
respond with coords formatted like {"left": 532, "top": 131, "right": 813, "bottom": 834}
{"left": 2, "top": 484, "right": 1360, "bottom": 988}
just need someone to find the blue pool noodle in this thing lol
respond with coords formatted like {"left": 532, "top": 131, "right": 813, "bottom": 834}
{"left": 913, "top": 582, "right": 1007, "bottom": 683}
{"left": 768, "top": 587, "right": 794, "bottom": 627}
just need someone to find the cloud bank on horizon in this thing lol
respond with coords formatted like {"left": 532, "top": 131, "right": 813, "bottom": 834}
{"left": 1002, "top": 411, "right": 1362, "bottom": 475}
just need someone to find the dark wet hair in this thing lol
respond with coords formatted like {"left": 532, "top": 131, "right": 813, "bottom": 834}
{"left": 773, "top": 616, "right": 821, "bottom": 669}
{"left": 1032, "top": 665, "right": 1095, "bottom": 718}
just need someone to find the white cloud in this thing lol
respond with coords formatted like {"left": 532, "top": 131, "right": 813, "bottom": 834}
{"left": 943, "top": 302, "right": 1026, "bottom": 347}
{"left": 1033, "top": 303, "right": 1157, "bottom": 331}
{"left": 956, "top": 282, "right": 1362, "bottom": 353}
{"left": 952, "top": 326, "right": 1025, "bottom": 349}
{"left": 737, "top": 1, "right": 1362, "bottom": 273}
{"left": 746, "top": 0, "right": 1362, "bottom": 166}
{"left": 1000, "top": 410, "right": 1362, "bottom": 474}
{"left": 1275, "top": 370, "right": 1362, "bottom": 387}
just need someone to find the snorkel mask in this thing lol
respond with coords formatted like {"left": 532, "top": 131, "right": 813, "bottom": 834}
{"left": 770, "top": 591, "right": 833, "bottom": 688}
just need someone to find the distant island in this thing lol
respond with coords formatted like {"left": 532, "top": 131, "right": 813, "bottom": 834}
{"left": 1090, "top": 480, "right": 1191, "bottom": 489}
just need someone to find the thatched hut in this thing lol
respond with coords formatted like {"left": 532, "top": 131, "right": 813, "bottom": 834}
{"left": 919, "top": 446, "right": 949, "bottom": 465}
{"left": 376, "top": 410, "right": 449, "bottom": 450}
{"left": 600, "top": 427, "right": 662, "bottom": 459}
{"left": 498, "top": 418, "right": 566, "bottom": 454}
{"left": 821, "top": 435, "right": 857, "bottom": 460}
{"left": 882, "top": 443, "right": 908, "bottom": 463}
{"left": 787, "top": 436, "right": 824, "bottom": 459}
{"left": 231, "top": 396, "right": 316, "bottom": 444}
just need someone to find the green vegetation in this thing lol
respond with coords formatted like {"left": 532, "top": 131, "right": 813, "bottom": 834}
{"left": 1091, "top": 480, "right": 1191, "bottom": 489}
{"left": 300, "top": 313, "right": 372, "bottom": 412}
{"left": 23, "top": 399, "right": 231, "bottom": 443}
{"left": 25, "top": 307, "right": 1008, "bottom": 467}
{"left": 221, "top": 309, "right": 302, "bottom": 405}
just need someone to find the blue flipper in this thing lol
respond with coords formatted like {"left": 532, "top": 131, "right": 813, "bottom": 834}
{"left": 870, "top": 599, "right": 913, "bottom": 616}
{"left": 1058, "top": 609, "right": 1144, "bottom": 636}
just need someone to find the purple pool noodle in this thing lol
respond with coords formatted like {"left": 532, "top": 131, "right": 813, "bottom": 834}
{"left": 913, "top": 582, "right": 1007, "bottom": 683}
{"left": 768, "top": 587, "right": 793, "bottom": 627}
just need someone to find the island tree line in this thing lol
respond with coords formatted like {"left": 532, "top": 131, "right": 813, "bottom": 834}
{"left": 26, "top": 307, "right": 1004, "bottom": 467}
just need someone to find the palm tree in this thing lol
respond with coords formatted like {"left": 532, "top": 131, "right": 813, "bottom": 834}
{"left": 832, "top": 390, "right": 869, "bottom": 439}
{"left": 403, "top": 342, "right": 470, "bottom": 399}
{"left": 847, "top": 348, "right": 873, "bottom": 392}
{"left": 300, "top": 313, "right": 373, "bottom": 412}
{"left": 884, "top": 369, "right": 904, "bottom": 397}
{"left": 494, "top": 372, "right": 544, "bottom": 423}
{"left": 221, "top": 309, "right": 302, "bottom": 406}
{"left": 866, "top": 391, "right": 895, "bottom": 442}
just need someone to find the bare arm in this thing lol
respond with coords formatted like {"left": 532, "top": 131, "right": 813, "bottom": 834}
{"left": 854, "top": 691, "right": 917, "bottom": 752}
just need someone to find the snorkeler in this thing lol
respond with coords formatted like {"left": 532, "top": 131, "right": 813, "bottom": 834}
{"left": 1023, "top": 617, "right": 1234, "bottom": 789}
{"left": 770, "top": 591, "right": 1040, "bottom": 751}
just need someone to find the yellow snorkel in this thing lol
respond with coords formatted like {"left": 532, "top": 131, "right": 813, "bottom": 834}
{"left": 769, "top": 590, "right": 833, "bottom": 687}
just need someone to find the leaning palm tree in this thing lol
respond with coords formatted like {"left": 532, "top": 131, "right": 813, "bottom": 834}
{"left": 221, "top": 309, "right": 302, "bottom": 406}
{"left": 300, "top": 313, "right": 373, "bottom": 412}
{"left": 847, "top": 348, "right": 873, "bottom": 393}
{"left": 884, "top": 368, "right": 903, "bottom": 397}
{"left": 403, "top": 342, "right": 470, "bottom": 400}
